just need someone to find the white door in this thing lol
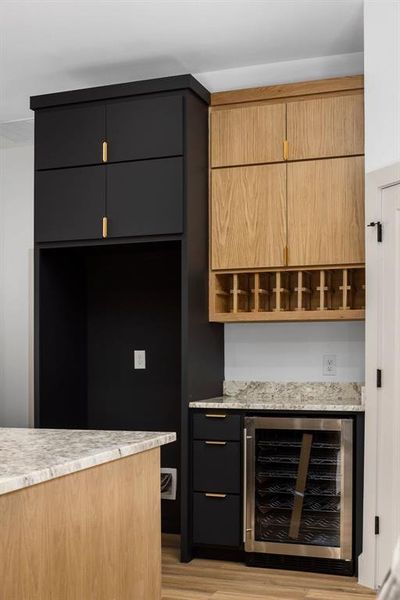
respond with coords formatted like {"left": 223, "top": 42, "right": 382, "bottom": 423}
{"left": 376, "top": 182, "right": 400, "bottom": 586}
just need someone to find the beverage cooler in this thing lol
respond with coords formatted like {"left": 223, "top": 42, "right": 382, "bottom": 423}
{"left": 244, "top": 417, "right": 353, "bottom": 565}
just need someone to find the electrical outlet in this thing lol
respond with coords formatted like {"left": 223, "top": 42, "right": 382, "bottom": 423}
{"left": 134, "top": 350, "right": 146, "bottom": 370}
{"left": 323, "top": 354, "right": 337, "bottom": 376}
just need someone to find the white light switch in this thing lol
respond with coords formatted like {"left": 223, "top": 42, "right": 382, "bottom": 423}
{"left": 323, "top": 354, "right": 337, "bottom": 376}
{"left": 134, "top": 350, "right": 146, "bottom": 370}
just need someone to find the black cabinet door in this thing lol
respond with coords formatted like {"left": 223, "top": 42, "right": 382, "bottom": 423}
{"left": 35, "top": 166, "right": 105, "bottom": 242}
{"left": 193, "top": 493, "right": 241, "bottom": 547}
{"left": 107, "top": 157, "right": 183, "bottom": 238}
{"left": 106, "top": 96, "right": 183, "bottom": 162}
{"left": 35, "top": 104, "right": 105, "bottom": 170}
{"left": 193, "top": 441, "right": 241, "bottom": 494}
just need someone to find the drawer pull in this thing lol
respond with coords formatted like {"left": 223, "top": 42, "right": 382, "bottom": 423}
{"left": 205, "top": 440, "right": 227, "bottom": 446}
{"left": 205, "top": 413, "right": 227, "bottom": 419}
{"left": 205, "top": 493, "right": 227, "bottom": 499}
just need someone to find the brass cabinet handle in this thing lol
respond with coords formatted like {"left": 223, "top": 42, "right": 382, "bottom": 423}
{"left": 283, "top": 245, "right": 288, "bottom": 265}
{"left": 283, "top": 139, "right": 289, "bottom": 160}
{"left": 205, "top": 441, "right": 227, "bottom": 446}
{"left": 205, "top": 413, "right": 227, "bottom": 419}
{"left": 102, "top": 216, "right": 108, "bottom": 239}
{"left": 205, "top": 493, "right": 226, "bottom": 498}
{"left": 102, "top": 141, "right": 108, "bottom": 163}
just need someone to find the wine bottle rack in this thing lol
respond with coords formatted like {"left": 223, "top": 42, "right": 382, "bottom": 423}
{"left": 209, "top": 266, "right": 365, "bottom": 322}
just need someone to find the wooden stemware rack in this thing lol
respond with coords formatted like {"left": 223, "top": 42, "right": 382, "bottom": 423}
{"left": 209, "top": 266, "right": 365, "bottom": 322}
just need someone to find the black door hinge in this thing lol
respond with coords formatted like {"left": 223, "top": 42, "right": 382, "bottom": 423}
{"left": 377, "top": 369, "right": 382, "bottom": 388}
{"left": 375, "top": 516, "right": 380, "bottom": 535}
{"left": 368, "top": 221, "right": 383, "bottom": 242}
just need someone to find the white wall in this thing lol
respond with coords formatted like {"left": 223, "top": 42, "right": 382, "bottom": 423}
{"left": 0, "top": 140, "right": 33, "bottom": 426}
{"left": 364, "top": 1, "right": 400, "bottom": 174}
{"left": 0, "top": 51, "right": 366, "bottom": 425}
{"left": 359, "top": 1, "right": 400, "bottom": 589}
{"left": 225, "top": 322, "right": 365, "bottom": 382}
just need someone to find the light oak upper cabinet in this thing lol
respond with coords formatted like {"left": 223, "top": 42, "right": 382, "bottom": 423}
{"left": 211, "top": 164, "right": 286, "bottom": 270}
{"left": 287, "top": 156, "right": 365, "bottom": 266}
{"left": 287, "top": 94, "right": 364, "bottom": 160}
{"left": 210, "top": 103, "right": 286, "bottom": 167}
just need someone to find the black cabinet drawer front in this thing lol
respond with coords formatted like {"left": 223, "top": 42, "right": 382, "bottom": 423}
{"left": 193, "top": 413, "right": 241, "bottom": 441}
{"left": 35, "top": 166, "right": 105, "bottom": 242}
{"left": 193, "top": 440, "right": 240, "bottom": 494}
{"left": 107, "top": 95, "right": 183, "bottom": 162}
{"left": 193, "top": 492, "right": 241, "bottom": 547}
{"left": 107, "top": 157, "right": 183, "bottom": 238}
{"left": 35, "top": 104, "right": 105, "bottom": 170}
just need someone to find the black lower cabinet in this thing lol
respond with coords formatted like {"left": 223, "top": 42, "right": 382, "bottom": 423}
{"left": 193, "top": 441, "right": 240, "bottom": 494}
{"left": 193, "top": 493, "right": 241, "bottom": 547}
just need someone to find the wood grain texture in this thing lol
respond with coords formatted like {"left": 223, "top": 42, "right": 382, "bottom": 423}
{"left": 161, "top": 539, "right": 375, "bottom": 599}
{"left": 287, "top": 157, "right": 365, "bottom": 266}
{"left": 211, "top": 75, "right": 364, "bottom": 106}
{"left": 209, "top": 309, "right": 365, "bottom": 323}
{"left": 0, "top": 448, "right": 162, "bottom": 600}
{"left": 211, "top": 164, "right": 286, "bottom": 270}
{"left": 287, "top": 94, "right": 364, "bottom": 160}
{"left": 210, "top": 103, "right": 286, "bottom": 167}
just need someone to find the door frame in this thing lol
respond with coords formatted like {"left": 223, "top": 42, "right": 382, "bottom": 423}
{"left": 359, "top": 162, "right": 400, "bottom": 589}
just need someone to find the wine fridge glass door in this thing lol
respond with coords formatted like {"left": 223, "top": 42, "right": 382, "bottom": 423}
{"left": 244, "top": 417, "right": 353, "bottom": 560}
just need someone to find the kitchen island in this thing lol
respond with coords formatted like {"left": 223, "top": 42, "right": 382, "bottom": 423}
{"left": 0, "top": 428, "right": 176, "bottom": 600}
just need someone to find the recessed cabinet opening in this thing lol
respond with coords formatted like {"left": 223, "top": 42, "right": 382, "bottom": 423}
{"left": 37, "top": 241, "right": 181, "bottom": 530}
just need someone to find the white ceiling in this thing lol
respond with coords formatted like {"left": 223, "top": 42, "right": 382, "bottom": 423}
{"left": 0, "top": 0, "right": 363, "bottom": 123}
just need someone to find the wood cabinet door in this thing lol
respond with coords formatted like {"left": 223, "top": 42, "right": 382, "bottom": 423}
{"left": 287, "top": 94, "right": 364, "bottom": 160}
{"left": 106, "top": 96, "right": 183, "bottom": 163}
{"left": 210, "top": 103, "right": 286, "bottom": 167}
{"left": 107, "top": 157, "right": 183, "bottom": 238}
{"left": 35, "top": 166, "right": 105, "bottom": 242}
{"left": 35, "top": 104, "right": 105, "bottom": 170}
{"left": 211, "top": 164, "right": 286, "bottom": 270}
{"left": 287, "top": 156, "right": 365, "bottom": 266}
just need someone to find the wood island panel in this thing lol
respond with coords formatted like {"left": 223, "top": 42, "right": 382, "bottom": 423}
{"left": 0, "top": 448, "right": 161, "bottom": 600}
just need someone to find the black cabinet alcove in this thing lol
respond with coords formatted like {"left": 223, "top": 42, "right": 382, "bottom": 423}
{"left": 32, "top": 75, "right": 224, "bottom": 547}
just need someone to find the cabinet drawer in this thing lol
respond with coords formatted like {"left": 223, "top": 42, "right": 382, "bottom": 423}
{"left": 107, "top": 95, "right": 183, "bottom": 162}
{"left": 193, "top": 440, "right": 240, "bottom": 494}
{"left": 193, "top": 492, "right": 241, "bottom": 547}
{"left": 193, "top": 413, "right": 241, "bottom": 441}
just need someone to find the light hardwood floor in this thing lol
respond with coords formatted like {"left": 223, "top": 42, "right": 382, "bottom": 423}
{"left": 161, "top": 537, "right": 376, "bottom": 600}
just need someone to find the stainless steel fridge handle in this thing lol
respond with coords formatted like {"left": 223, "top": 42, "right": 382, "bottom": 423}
{"left": 243, "top": 428, "right": 247, "bottom": 544}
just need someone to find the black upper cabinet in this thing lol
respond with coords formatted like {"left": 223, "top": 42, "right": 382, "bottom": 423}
{"left": 35, "top": 104, "right": 105, "bottom": 170}
{"left": 107, "top": 157, "right": 183, "bottom": 238}
{"left": 31, "top": 75, "right": 211, "bottom": 244}
{"left": 35, "top": 167, "right": 105, "bottom": 242}
{"left": 107, "top": 96, "right": 183, "bottom": 162}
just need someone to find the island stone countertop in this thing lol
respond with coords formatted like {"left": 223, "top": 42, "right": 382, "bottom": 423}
{"left": 0, "top": 428, "right": 176, "bottom": 496}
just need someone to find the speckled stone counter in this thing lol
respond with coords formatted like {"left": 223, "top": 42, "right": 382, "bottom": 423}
{"left": 0, "top": 428, "right": 176, "bottom": 496}
{"left": 189, "top": 381, "right": 364, "bottom": 412}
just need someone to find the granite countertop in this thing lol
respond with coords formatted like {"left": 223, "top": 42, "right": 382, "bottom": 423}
{"left": 189, "top": 381, "right": 364, "bottom": 412}
{"left": 0, "top": 428, "right": 176, "bottom": 496}
{"left": 189, "top": 395, "right": 364, "bottom": 412}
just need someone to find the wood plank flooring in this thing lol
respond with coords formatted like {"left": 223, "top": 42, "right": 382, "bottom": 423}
{"left": 161, "top": 537, "right": 376, "bottom": 600}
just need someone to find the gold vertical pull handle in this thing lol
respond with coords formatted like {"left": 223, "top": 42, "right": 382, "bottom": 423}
{"left": 283, "top": 139, "right": 289, "bottom": 160}
{"left": 102, "top": 141, "right": 108, "bottom": 163}
{"left": 102, "top": 216, "right": 108, "bottom": 239}
{"left": 283, "top": 245, "right": 288, "bottom": 265}
{"left": 205, "top": 493, "right": 226, "bottom": 498}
